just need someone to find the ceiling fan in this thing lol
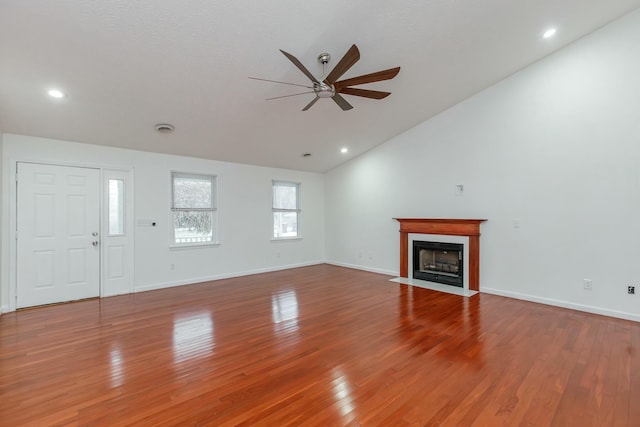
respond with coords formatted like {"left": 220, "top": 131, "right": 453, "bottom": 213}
{"left": 249, "top": 44, "right": 400, "bottom": 111}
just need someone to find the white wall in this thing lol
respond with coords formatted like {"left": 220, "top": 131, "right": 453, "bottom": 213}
{"left": 1, "top": 134, "right": 325, "bottom": 311}
{"left": 0, "top": 129, "right": 3, "bottom": 313}
{"left": 326, "top": 9, "right": 640, "bottom": 321}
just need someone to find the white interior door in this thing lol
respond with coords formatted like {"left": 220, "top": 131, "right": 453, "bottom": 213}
{"left": 16, "top": 162, "right": 101, "bottom": 308}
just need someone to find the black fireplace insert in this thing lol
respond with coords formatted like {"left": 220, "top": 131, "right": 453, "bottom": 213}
{"left": 413, "top": 240, "right": 463, "bottom": 287}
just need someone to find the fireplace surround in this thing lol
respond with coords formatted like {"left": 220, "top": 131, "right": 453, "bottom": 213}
{"left": 394, "top": 218, "right": 487, "bottom": 291}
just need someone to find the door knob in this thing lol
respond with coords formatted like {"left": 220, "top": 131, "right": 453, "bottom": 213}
{"left": 92, "top": 232, "right": 99, "bottom": 237}
{"left": 92, "top": 241, "right": 99, "bottom": 246}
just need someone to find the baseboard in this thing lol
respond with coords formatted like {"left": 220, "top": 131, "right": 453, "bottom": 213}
{"left": 5, "top": 262, "right": 637, "bottom": 323}
{"left": 102, "top": 290, "right": 131, "bottom": 298}
{"left": 481, "top": 287, "right": 640, "bottom": 323}
{"left": 325, "top": 260, "right": 397, "bottom": 277}
{"left": 134, "top": 260, "right": 325, "bottom": 293}
{"left": 326, "top": 262, "right": 639, "bottom": 322}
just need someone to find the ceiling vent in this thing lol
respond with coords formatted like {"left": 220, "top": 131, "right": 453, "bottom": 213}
{"left": 155, "top": 123, "right": 175, "bottom": 133}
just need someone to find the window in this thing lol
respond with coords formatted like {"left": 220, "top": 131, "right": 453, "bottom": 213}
{"left": 108, "top": 179, "right": 125, "bottom": 236}
{"left": 272, "top": 180, "right": 300, "bottom": 239}
{"left": 171, "top": 172, "right": 217, "bottom": 246}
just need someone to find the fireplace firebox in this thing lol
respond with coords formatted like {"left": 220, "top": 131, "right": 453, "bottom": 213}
{"left": 413, "top": 241, "right": 463, "bottom": 287}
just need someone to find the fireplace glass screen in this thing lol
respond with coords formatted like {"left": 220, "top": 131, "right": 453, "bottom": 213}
{"left": 413, "top": 241, "right": 463, "bottom": 287}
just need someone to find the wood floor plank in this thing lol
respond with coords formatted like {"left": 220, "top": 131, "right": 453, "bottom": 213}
{"left": 1, "top": 264, "right": 639, "bottom": 426}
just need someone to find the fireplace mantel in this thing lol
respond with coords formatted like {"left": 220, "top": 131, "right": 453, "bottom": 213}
{"left": 394, "top": 218, "right": 487, "bottom": 291}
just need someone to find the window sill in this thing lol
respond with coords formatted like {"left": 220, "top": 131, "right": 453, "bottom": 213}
{"left": 271, "top": 237, "right": 303, "bottom": 242}
{"left": 170, "top": 243, "right": 220, "bottom": 251}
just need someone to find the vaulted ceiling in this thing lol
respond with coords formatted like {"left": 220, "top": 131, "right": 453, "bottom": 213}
{"left": 1, "top": 1, "right": 639, "bottom": 172}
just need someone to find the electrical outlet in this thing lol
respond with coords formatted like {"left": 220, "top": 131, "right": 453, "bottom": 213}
{"left": 628, "top": 286, "right": 635, "bottom": 295}
{"left": 583, "top": 279, "right": 592, "bottom": 290}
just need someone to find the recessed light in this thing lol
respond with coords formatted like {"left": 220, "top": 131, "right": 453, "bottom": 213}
{"left": 340, "top": 147, "right": 348, "bottom": 154}
{"left": 542, "top": 28, "right": 557, "bottom": 39}
{"left": 48, "top": 89, "right": 65, "bottom": 98}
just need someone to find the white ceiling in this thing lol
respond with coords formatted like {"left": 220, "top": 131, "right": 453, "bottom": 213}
{"left": 1, "top": 1, "right": 639, "bottom": 172}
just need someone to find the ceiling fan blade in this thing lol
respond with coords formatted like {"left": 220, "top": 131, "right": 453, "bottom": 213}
{"left": 266, "top": 91, "right": 315, "bottom": 100}
{"left": 324, "top": 44, "right": 360, "bottom": 84}
{"left": 338, "top": 87, "right": 391, "bottom": 99}
{"left": 334, "top": 67, "right": 400, "bottom": 91}
{"left": 302, "top": 97, "right": 320, "bottom": 111}
{"left": 279, "top": 49, "right": 319, "bottom": 83}
{"left": 249, "top": 77, "right": 313, "bottom": 89}
{"left": 331, "top": 93, "right": 354, "bottom": 111}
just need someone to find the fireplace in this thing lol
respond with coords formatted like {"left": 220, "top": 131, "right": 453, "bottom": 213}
{"left": 394, "top": 218, "right": 486, "bottom": 291}
{"left": 413, "top": 241, "right": 463, "bottom": 287}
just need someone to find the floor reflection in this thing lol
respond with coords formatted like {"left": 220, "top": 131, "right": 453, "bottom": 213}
{"left": 109, "top": 342, "right": 125, "bottom": 388}
{"left": 397, "top": 284, "right": 485, "bottom": 367}
{"left": 172, "top": 312, "right": 214, "bottom": 363}
{"left": 271, "top": 290, "right": 299, "bottom": 335}
{"left": 331, "top": 368, "right": 355, "bottom": 418}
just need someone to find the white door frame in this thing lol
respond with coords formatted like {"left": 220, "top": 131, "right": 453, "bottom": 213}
{"left": 7, "top": 159, "right": 135, "bottom": 312}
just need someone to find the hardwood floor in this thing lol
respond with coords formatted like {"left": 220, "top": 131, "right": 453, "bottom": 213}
{"left": 1, "top": 264, "right": 638, "bottom": 426}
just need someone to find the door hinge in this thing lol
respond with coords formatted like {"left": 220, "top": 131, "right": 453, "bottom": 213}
{"left": 15, "top": 172, "right": 18, "bottom": 183}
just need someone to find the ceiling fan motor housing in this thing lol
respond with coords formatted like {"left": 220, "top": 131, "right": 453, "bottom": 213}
{"left": 314, "top": 82, "right": 335, "bottom": 98}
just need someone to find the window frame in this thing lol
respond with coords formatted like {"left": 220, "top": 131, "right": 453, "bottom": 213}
{"left": 272, "top": 180, "right": 301, "bottom": 240}
{"left": 170, "top": 172, "right": 218, "bottom": 248}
